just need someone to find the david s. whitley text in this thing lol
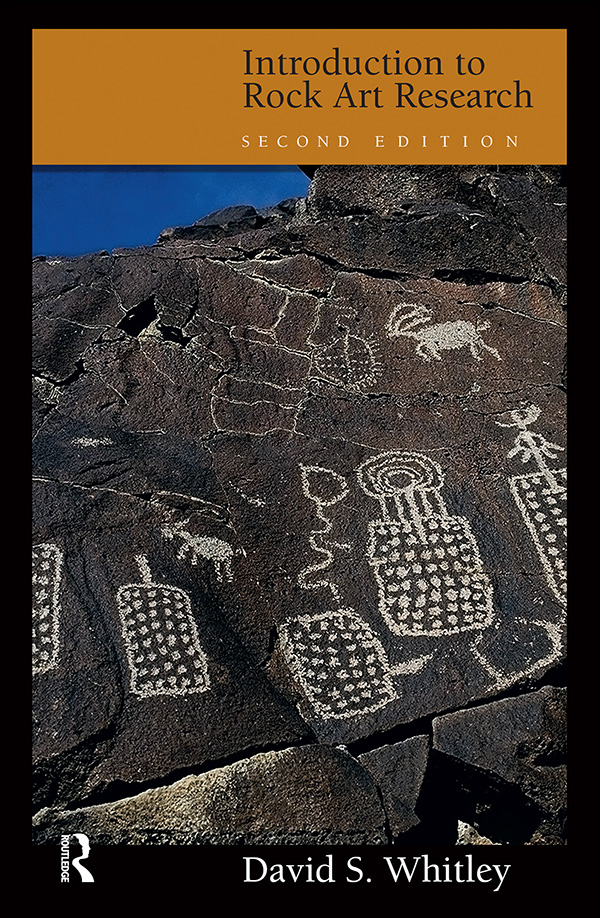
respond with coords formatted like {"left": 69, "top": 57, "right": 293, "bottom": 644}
{"left": 243, "top": 855, "right": 511, "bottom": 891}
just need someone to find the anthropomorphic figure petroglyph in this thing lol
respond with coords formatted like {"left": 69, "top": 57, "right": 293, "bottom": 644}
{"left": 497, "top": 405, "right": 566, "bottom": 606}
{"left": 387, "top": 303, "right": 501, "bottom": 362}
{"left": 356, "top": 451, "right": 495, "bottom": 637}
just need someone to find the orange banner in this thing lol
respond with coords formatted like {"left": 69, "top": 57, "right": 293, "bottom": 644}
{"left": 32, "top": 29, "right": 566, "bottom": 164}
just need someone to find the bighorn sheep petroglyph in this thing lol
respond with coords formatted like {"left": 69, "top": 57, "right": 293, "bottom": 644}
{"left": 387, "top": 303, "right": 501, "bottom": 362}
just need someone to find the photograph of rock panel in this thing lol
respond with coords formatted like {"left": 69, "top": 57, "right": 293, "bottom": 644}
{"left": 32, "top": 164, "right": 566, "bottom": 846}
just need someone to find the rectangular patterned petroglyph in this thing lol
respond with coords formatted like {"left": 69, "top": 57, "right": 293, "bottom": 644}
{"left": 367, "top": 515, "right": 494, "bottom": 636}
{"left": 279, "top": 610, "right": 398, "bottom": 720}
{"left": 117, "top": 556, "right": 210, "bottom": 698}
{"left": 510, "top": 469, "right": 566, "bottom": 605}
{"left": 498, "top": 405, "right": 567, "bottom": 607}
{"left": 32, "top": 543, "right": 63, "bottom": 675}
{"left": 357, "top": 451, "right": 495, "bottom": 638}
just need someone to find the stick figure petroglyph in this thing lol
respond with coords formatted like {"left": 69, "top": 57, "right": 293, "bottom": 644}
{"left": 387, "top": 303, "right": 501, "bottom": 363}
{"left": 116, "top": 554, "right": 210, "bottom": 698}
{"left": 497, "top": 405, "right": 566, "bottom": 606}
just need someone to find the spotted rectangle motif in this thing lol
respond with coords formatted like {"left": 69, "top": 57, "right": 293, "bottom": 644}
{"left": 280, "top": 609, "right": 398, "bottom": 720}
{"left": 117, "top": 559, "right": 210, "bottom": 698}
{"left": 510, "top": 469, "right": 566, "bottom": 606}
{"left": 32, "top": 543, "right": 63, "bottom": 675}
{"left": 367, "top": 515, "right": 494, "bottom": 637}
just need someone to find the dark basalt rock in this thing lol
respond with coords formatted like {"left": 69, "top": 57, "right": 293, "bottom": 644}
{"left": 32, "top": 745, "right": 387, "bottom": 845}
{"left": 432, "top": 686, "right": 567, "bottom": 844}
{"left": 32, "top": 165, "right": 566, "bottom": 843}
{"left": 158, "top": 198, "right": 304, "bottom": 244}
{"left": 358, "top": 736, "right": 429, "bottom": 837}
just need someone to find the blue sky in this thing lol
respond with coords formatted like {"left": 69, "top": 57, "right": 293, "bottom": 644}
{"left": 32, "top": 166, "right": 311, "bottom": 258}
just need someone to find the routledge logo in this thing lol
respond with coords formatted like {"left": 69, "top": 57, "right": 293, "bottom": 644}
{"left": 60, "top": 834, "right": 95, "bottom": 883}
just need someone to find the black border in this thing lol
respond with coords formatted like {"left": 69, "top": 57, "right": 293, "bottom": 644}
{"left": 22, "top": 15, "right": 598, "bottom": 910}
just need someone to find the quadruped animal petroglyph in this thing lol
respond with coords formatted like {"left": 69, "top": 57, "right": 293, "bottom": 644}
{"left": 31, "top": 163, "right": 567, "bottom": 844}
{"left": 162, "top": 520, "right": 236, "bottom": 583}
{"left": 387, "top": 303, "right": 501, "bottom": 362}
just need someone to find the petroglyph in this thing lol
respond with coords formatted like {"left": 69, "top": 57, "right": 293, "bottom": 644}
{"left": 472, "top": 617, "right": 565, "bottom": 691}
{"left": 162, "top": 521, "right": 235, "bottom": 583}
{"left": 298, "top": 465, "right": 350, "bottom": 605}
{"left": 285, "top": 463, "right": 432, "bottom": 721}
{"left": 31, "top": 167, "right": 568, "bottom": 843}
{"left": 312, "top": 331, "right": 382, "bottom": 390}
{"left": 209, "top": 316, "right": 381, "bottom": 436}
{"left": 116, "top": 555, "right": 210, "bottom": 698}
{"left": 32, "top": 543, "right": 63, "bottom": 675}
{"left": 387, "top": 303, "right": 501, "bottom": 362}
{"left": 71, "top": 437, "right": 115, "bottom": 447}
{"left": 497, "top": 405, "right": 566, "bottom": 605}
{"left": 210, "top": 374, "right": 305, "bottom": 436}
{"left": 357, "top": 451, "right": 495, "bottom": 637}
{"left": 279, "top": 610, "right": 399, "bottom": 719}
{"left": 211, "top": 393, "right": 300, "bottom": 436}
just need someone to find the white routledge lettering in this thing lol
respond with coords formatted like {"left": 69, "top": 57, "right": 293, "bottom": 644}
{"left": 60, "top": 834, "right": 94, "bottom": 883}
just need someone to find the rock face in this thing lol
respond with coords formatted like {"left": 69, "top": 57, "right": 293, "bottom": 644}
{"left": 33, "top": 746, "right": 387, "bottom": 845}
{"left": 32, "top": 165, "right": 566, "bottom": 844}
{"left": 433, "top": 686, "right": 567, "bottom": 845}
{"left": 358, "top": 736, "right": 429, "bottom": 836}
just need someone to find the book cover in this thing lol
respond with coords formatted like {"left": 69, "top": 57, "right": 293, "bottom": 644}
{"left": 32, "top": 26, "right": 572, "bottom": 901}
